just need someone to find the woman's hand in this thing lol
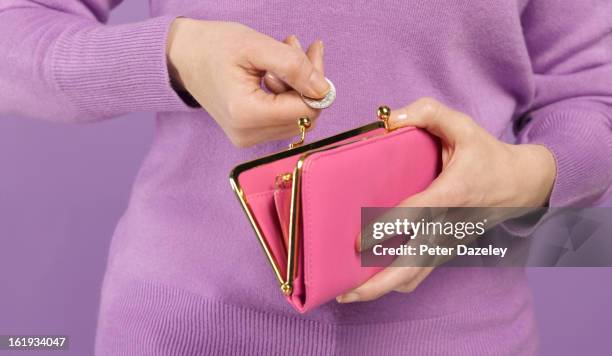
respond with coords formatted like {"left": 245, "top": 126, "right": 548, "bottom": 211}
{"left": 166, "top": 19, "right": 328, "bottom": 147}
{"left": 337, "top": 97, "right": 557, "bottom": 303}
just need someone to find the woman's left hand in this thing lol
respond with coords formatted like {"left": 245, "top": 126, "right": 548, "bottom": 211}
{"left": 337, "top": 97, "right": 557, "bottom": 303}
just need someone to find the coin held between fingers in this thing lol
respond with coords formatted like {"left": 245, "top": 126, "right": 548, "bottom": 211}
{"left": 301, "top": 78, "right": 336, "bottom": 109}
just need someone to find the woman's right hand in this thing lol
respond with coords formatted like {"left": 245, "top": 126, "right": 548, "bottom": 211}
{"left": 166, "top": 18, "right": 328, "bottom": 147}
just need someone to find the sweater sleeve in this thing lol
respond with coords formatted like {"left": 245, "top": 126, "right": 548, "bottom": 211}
{"left": 0, "top": 0, "right": 192, "bottom": 122}
{"left": 516, "top": 0, "right": 612, "bottom": 207}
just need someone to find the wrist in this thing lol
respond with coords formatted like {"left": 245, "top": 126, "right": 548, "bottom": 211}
{"left": 166, "top": 18, "right": 188, "bottom": 91}
{"left": 166, "top": 18, "right": 200, "bottom": 107}
{"left": 510, "top": 144, "right": 557, "bottom": 206}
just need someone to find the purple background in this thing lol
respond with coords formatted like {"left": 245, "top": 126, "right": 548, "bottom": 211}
{"left": 0, "top": 2, "right": 610, "bottom": 355}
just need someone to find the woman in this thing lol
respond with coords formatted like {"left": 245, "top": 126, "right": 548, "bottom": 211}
{"left": 1, "top": 0, "right": 610, "bottom": 355}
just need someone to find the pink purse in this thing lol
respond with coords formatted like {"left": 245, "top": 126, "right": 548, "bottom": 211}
{"left": 230, "top": 107, "right": 441, "bottom": 313}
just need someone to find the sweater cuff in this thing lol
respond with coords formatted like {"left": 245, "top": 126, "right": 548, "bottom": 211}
{"left": 519, "top": 110, "right": 612, "bottom": 207}
{"left": 50, "top": 15, "right": 194, "bottom": 117}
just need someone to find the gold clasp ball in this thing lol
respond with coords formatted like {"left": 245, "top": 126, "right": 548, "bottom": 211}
{"left": 281, "top": 283, "right": 293, "bottom": 296}
{"left": 377, "top": 106, "right": 391, "bottom": 122}
{"left": 298, "top": 116, "right": 311, "bottom": 130}
{"left": 377, "top": 105, "right": 391, "bottom": 130}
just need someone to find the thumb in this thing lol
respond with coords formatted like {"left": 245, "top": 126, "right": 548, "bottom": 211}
{"left": 389, "top": 97, "right": 471, "bottom": 144}
{"left": 248, "top": 34, "right": 330, "bottom": 99}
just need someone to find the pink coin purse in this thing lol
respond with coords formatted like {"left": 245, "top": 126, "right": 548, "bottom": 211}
{"left": 229, "top": 107, "right": 441, "bottom": 313}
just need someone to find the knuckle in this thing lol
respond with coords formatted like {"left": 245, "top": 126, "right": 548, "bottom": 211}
{"left": 230, "top": 22, "right": 249, "bottom": 31}
{"left": 361, "top": 292, "right": 384, "bottom": 302}
{"left": 441, "top": 183, "right": 471, "bottom": 206}
{"left": 460, "top": 123, "right": 477, "bottom": 138}
{"left": 228, "top": 133, "right": 251, "bottom": 148}
{"left": 455, "top": 116, "right": 478, "bottom": 138}
{"left": 397, "top": 284, "right": 416, "bottom": 293}
{"left": 415, "top": 97, "right": 440, "bottom": 113}
{"left": 225, "top": 103, "right": 249, "bottom": 129}
{"left": 231, "top": 119, "right": 249, "bottom": 131}
{"left": 282, "top": 50, "right": 308, "bottom": 81}
{"left": 458, "top": 112, "right": 475, "bottom": 124}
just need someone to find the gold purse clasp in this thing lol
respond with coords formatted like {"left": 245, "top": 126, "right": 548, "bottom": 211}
{"left": 377, "top": 105, "right": 392, "bottom": 131}
{"left": 289, "top": 116, "right": 312, "bottom": 149}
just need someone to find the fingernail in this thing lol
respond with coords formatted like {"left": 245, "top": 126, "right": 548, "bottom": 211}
{"left": 336, "top": 292, "right": 359, "bottom": 303}
{"left": 318, "top": 40, "right": 324, "bottom": 55}
{"left": 309, "top": 71, "right": 329, "bottom": 98}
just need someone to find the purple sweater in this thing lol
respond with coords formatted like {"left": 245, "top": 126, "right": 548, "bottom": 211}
{"left": 1, "top": 1, "right": 611, "bottom": 355}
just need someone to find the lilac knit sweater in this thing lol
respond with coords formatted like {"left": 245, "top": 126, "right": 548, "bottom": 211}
{"left": 1, "top": 0, "right": 611, "bottom": 355}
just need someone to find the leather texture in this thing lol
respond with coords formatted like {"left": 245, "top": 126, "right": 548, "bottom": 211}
{"left": 239, "top": 127, "right": 440, "bottom": 312}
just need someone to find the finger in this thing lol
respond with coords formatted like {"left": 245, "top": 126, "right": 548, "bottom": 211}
{"left": 306, "top": 40, "right": 324, "bottom": 74}
{"left": 263, "top": 35, "right": 301, "bottom": 94}
{"left": 247, "top": 33, "right": 330, "bottom": 99}
{"left": 258, "top": 40, "right": 325, "bottom": 123}
{"left": 394, "top": 267, "right": 434, "bottom": 293}
{"left": 247, "top": 89, "right": 320, "bottom": 128}
{"left": 336, "top": 266, "right": 422, "bottom": 303}
{"left": 389, "top": 97, "right": 472, "bottom": 143}
{"left": 263, "top": 73, "right": 290, "bottom": 94}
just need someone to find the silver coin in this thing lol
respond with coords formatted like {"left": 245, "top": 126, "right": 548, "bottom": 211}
{"left": 301, "top": 78, "right": 336, "bottom": 109}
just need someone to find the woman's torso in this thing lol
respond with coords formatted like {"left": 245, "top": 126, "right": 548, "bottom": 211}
{"left": 103, "top": 0, "right": 535, "bottom": 331}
